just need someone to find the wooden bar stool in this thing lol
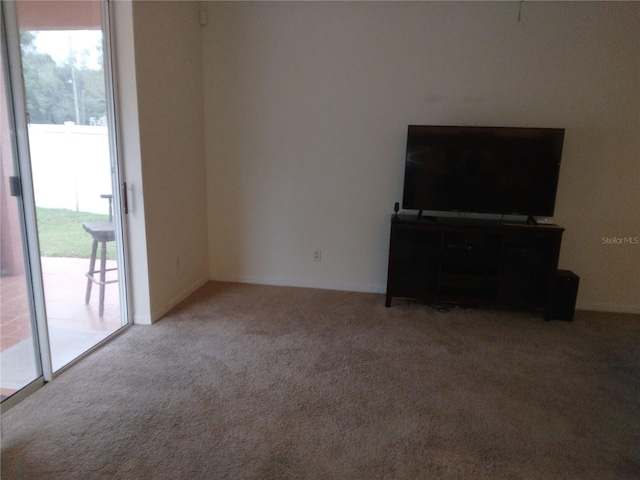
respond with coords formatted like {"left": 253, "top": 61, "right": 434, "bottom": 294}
{"left": 83, "top": 194, "right": 117, "bottom": 317}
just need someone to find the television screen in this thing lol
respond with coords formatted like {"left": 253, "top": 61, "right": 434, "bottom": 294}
{"left": 402, "top": 125, "right": 564, "bottom": 217}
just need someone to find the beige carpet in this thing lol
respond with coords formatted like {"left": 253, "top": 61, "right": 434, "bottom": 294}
{"left": 1, "top": 282, "right": 639, "bottom": 479}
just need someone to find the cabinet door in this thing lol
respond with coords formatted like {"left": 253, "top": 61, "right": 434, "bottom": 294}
{"left": 388, "top": 227, "right": 441, "bottom": 298}
{"left": 438, "top": 231, "right": 501, "bottom": 298}
{"left": 498, "top": 231, "right": 561, "bottom": 306}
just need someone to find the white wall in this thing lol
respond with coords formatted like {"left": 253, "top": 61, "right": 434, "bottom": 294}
{"left": 112, "top": 0, "right": 151, "bottom": 324}
{"left": 131, "top": 1, "right": 209, "bottom": 321}
{"left": 203, "top": 1, "right": 639, "bottom": 312}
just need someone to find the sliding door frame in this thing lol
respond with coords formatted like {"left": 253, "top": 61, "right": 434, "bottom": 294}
{"left": 103, "top": 0, "right": 131, "bottom": 328}
{"left": 1, "top": 0, "right": 53, "bottom": 391}
{"left": 1, "top": 0, "right": 131, "bottom": 410}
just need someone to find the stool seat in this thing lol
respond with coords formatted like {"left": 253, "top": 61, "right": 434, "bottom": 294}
{"left": 83, "top": 221, "right": 117, "bottom": 317}
{"left": 83, "top": 221, "right": 115, "bottom": 242}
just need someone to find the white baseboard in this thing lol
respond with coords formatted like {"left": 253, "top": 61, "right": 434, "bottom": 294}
{"left": 209, "top": 274, "right": 386, "bottom": 296}
{"left": 133, "top": 313, "right": 153, "bottom": 325}
{"left": 148, "top": 276, "right": 210, "bottom": 323}
{"left": 210, "top": 276, "right": 639, "bottom": 315}
{"left": 576, "top": 303, "right": 640, "bottom": 315}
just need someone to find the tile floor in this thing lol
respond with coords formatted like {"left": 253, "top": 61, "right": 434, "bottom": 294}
{"left": 1, "top": 257, "right": 122, "bottom": 398}
{"left": 0, "top": 273, "right": 33, "bottom": 352}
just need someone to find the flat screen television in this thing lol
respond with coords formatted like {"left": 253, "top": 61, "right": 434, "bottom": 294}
{"left": 402, "top": 125, "right": 565, "bottom": 219}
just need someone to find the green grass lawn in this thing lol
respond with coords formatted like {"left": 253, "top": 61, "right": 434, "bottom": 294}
{"left": 36, "top": 207, "right": 116, "bottom": 260}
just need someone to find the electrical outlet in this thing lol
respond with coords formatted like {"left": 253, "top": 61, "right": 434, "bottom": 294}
{"left": 313, "top": 249, "right": 321, "bottom": 262}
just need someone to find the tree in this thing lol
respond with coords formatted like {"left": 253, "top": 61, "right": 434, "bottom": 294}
{"left": 19, "top": 31, "right": 106, "bottom": 125}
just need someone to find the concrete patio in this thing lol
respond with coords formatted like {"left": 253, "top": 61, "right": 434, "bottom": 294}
{"left": 1, "top": 257, "right": 121, "bottom": 398}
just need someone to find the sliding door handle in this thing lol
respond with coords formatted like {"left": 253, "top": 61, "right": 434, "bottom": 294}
{"left": 121, "top": 182, "right": 129, "bottom": 215}
{"left": 9, "top": 176, "right": 21, "bottom": 197}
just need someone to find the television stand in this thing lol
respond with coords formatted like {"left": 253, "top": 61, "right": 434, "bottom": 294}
{"left": 385, "top": 215, "right": 564, "bottom": 318}
{"left": 416, "top": 210, "right": 437, "bottom": 222}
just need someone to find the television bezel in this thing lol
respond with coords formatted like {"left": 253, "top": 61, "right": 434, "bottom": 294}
{"left": 401, "top": 125, "right": 565, "bottom": 218}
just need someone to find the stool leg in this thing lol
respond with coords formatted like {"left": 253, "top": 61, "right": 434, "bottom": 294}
{"left": 99, "top": 240, "right": 107, "bottom": 317}
{"left": 85, "top": 240, "right": 98, "bottom": 305}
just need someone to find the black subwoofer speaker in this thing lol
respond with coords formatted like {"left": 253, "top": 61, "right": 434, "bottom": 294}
{"left": 547, "top": 270, "right": 579, "bottom": 321}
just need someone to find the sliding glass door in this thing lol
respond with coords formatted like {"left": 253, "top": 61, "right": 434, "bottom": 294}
{"left": 1, "top": 0, "right": 128, "bottom": 406}
{"left": 0, "top": 6, "right": 45, "bottom": 400}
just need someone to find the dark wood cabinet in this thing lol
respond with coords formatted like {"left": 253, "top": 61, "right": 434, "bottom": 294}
{"left": 385, "top": 215, "right": 564, "bottom": 317}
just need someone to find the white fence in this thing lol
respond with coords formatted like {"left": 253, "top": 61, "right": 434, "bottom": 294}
{"left": 29, "top": 124, "right": 113, "bottom": 215}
